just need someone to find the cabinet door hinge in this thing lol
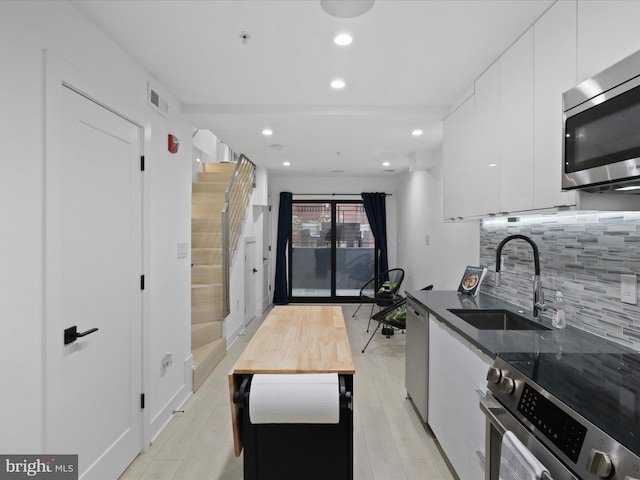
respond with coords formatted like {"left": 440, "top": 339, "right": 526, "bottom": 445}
{"left": 140, "top": 393, "right": 145, "bottom": 409}
{"left": 140, "top": 275, "right": 145, "bottom": 290}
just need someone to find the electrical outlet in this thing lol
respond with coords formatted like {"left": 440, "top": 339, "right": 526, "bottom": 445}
{"left": 621, "top": 274, "right": 637, "bottom": 304}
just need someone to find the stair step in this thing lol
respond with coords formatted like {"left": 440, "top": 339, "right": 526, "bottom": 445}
{"left": 191, "top": 283, "right": 223, "bottom": 301}
{"left": 192, "top": 265, "right": 222, "bottom": 284}
{"left": 191, "top": 321, "right": 223, "bottom": 350}
{"left": 192, "top": 247, "right": 222, "bottom": 265}
{"left": 192, "top": 231, "right": 222, "bottom": 248}
{"left": 192, "top": 202, "right": 226, "bottom": 218}
{"left": 193, "top": 338, "right": 227, "bottom": 390}
{"left": 202, "top": 162, "right": 236, "bottom": 174}
{"left": 191, "top": 217, "right": 221, "bottom": 233}
{"left": 193, "top": 182, "right": 228, "bottom": 194}
{"left": 192, "top": 192, "right": 226, "bottom": 204}
{"left": 198, "top": 171, "right": 234, "bottom": 183}
{"left": 191, "top": 284, "right": 224, "bottom": 324}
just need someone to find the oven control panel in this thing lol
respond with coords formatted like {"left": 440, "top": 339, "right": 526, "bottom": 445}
{"left": 517, "top": 384, "right": 587, "bottom": 463}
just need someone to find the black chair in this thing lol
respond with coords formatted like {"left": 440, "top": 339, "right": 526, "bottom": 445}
{"left": 360, "top": 284, "right": 432, "bottom": 353}
{"left": 352, "top": 268, "right": 405, "bottom": 330}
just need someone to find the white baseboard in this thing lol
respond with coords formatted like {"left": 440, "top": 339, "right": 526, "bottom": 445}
{"left": 148, "top": 355, "right": 194, "bottom": 444}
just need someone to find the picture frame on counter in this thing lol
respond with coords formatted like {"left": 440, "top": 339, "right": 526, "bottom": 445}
{"left": 457, "top": 266, "right": 488, "bottom": 296}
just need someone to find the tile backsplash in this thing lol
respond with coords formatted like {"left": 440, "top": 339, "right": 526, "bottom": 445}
{"left": 479, "top": 211, "right": 640, "bottom": 351}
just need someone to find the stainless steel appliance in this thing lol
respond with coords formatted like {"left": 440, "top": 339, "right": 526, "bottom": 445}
{"left": 563, "top": 49, "right": 640, "bottom": 192}
{"left": 482, "top": 352, "right": 640, "bottom": 480}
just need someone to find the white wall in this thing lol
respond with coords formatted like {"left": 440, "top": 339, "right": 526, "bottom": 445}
{"left": 0, "top": 1, "right": 192, "bottom": 452}
{"left": 396, "top": 150, "right": 480, "bottom": 291}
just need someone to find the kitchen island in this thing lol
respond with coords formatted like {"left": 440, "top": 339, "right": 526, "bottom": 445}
{"left": 228, "top": 305, "right": 355, "bottom": 480}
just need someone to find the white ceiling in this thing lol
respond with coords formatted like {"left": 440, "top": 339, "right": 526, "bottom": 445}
{"left": 72, "top": 0, "right": 555, "bottom": 176}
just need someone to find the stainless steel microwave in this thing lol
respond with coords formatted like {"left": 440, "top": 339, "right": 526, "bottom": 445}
{"left": 563, "top": 49, "right": 640, "bottom": 192}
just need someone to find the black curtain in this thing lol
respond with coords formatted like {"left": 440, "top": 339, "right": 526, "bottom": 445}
{"left": 362, "top": 192, "right": 389, "bottom": 276}
{"left": 273, "top": 192, "right": 292, "bottom": 304}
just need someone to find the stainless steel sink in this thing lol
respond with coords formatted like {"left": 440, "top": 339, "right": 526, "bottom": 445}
{"left": 447, "top": 309, "right": 551, "bottom": 331}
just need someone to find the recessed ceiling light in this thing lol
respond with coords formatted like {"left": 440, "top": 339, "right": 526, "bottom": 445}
{"left": 262, "top": 129, "right": 273, "bottom": 136}
{"left": 334, "top": 33, "right": 353, "bottom": 46}
{"left": 331, "top": 79, "right": 346, "bottom": 89}
{"left": 411, "top": 129, "right": 423, "bottom": 136}
{"left": 488, "top": 163, "right": 497, "bottom": 167}
{"left": 382, "top": 161, "right": 390, "bottom": 167}
{"left": 283, "top": 161, "right": 291, "bottom": 166}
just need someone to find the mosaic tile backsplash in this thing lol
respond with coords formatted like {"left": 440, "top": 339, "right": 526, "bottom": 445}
{"left": 479, "top": 211, "right": 640, "bottom": 351}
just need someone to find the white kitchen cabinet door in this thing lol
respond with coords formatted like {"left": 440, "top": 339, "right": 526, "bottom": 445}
{"left": 427, "top": 315, "right": 448, "bottom": 442}
{"left": 456, "top": 95, "right": 479, "bottom": 218}
{"left": 467, "top": 346, "right": 493, "bottom": 476}
{"left": 577, "top": 1, "right": 640, "bottom": 84}
{"left": 446, "top": 327, "right": 472, "bottom": 480}
{"left": 533, "top": 0, "right": 577, "bottom": 210}
{"left": 500, "top": 27, "right": 534, "bottom": 213}
{"left": 474, "top": 60, "right": 501, "bottom": 217}
{"left": 442, "top": 110, "right": 462, "bottom": 221}
{"left": 443, "top": 95, "right": 477, "bottom": 220}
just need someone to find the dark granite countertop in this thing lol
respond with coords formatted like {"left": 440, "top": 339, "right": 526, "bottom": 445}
{"left": 406, "top": 290, "right": 634, "bottom": 357}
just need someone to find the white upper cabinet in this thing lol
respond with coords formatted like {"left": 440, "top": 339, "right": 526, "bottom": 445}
{"left": 443, "top": 109, "right": 462, "bottom": 220}
{"left": 443, "top": 95, "right": 476, "bottom": 219}
{"left": 533, "top": 0, "right": 577, "bottom": 209}
{"left": 500, "top": 27, "right": 534, "bottom": 213}
{"left": 577, "top": 0, "right": 640, "bottom": 83}
{"left": 474, "top": 61, "right": 501, "bottom": 216}
{"left": 442, "top": 0, "right": 640, "bottom": 219}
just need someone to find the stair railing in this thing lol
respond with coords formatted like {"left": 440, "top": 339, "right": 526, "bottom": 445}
{"left": 222, "top": 154, "right": 256, "bottom": 317}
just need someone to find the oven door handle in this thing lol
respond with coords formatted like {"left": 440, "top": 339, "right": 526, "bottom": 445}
{"left": 479, "top": 396, "right": 508, "bottom": 436}
{"left": 479, "top": 397, "right": 555, "bottom": 480}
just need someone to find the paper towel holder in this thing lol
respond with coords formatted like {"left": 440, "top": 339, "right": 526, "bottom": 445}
{"left": 233, "top": 375, "right": 353, "bottom": 410}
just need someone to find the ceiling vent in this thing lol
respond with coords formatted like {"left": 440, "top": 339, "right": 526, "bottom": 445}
{"left": 147, "top": 83, "right": 168, "bottom": 117}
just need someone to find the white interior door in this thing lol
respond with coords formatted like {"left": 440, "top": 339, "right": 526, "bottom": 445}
{"left": 45, "top": 85, "right": 143, "bottom": 479}
{"left": 245, "top": 238, "right": 257, "bottom": 325}
{"left": 262, "top": 206, "right": 271, "bottom": 311}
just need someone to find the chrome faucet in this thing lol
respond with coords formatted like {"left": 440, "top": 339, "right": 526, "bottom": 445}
{"left": 495, "top": 234, "right": 546, "bottom": 318}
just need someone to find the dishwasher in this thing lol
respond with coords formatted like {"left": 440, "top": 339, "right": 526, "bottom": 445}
{"left": 405, "top": 297, "right": 429, "bottom": 422}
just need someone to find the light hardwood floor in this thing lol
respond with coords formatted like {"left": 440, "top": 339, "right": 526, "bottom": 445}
{"left": 120, "top": 304, "right": 456, "bottom": 480}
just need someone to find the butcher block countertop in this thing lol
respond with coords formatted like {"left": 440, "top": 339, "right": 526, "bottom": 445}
{"left": 228, "top": 305, "right": 355, "bottom": 456}
{"left": 231, "top": 305, "right": 355, "bottom": 374}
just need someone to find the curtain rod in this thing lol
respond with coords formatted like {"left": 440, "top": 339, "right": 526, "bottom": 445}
{"left": 292, "top": 193, "right": 391, "bottom": 196}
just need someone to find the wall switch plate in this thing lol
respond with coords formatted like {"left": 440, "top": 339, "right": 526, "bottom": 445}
{"left": 621, "top": 274, "right": 637, "bottom": 304}
{"left": 177, "top": 242, "right": 189, "bottom": 259}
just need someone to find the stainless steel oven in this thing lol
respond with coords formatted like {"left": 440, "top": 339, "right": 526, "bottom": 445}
{"left": 482, "top": 353, "right": 640, "bottom": 480}
{"left": 481, "top": 393, "right": 578, "bottom": 480}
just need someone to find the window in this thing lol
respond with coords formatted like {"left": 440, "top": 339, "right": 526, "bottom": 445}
{"left": 290, "top": 200, "right": 376, "bottom": 300}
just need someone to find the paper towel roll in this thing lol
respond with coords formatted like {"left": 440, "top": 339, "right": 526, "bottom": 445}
{"left": 249, "top": 373, "right": 340, "bottom": 424}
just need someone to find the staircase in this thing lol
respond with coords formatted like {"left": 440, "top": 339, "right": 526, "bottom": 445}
{"left": 191, "top": 162, "right": 235, "bottom": 390}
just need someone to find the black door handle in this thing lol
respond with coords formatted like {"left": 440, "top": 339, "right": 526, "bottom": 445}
{"left": 64, "top": 325, "right": 99, "bottom": 345}
{"left": 253, "top": 268, "right": 258, "bottom": 273}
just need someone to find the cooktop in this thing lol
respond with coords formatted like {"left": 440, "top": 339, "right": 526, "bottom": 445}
{"left": 498, "top": 351, "right": 640, "bottom": 458}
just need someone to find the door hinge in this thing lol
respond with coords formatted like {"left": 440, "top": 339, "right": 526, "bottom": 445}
{"left": 140, "top": 155, "right": 145, "bottom": 172}
{"left": 140, "top": 393, "right": 145, "bottom": 409}
{"left": 140, "top": 275, "right": 145, "bottom": 290}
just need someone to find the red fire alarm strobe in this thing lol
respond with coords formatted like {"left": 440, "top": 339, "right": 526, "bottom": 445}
{"left": 168, "top": 134, "right": 180, "bottom": 154}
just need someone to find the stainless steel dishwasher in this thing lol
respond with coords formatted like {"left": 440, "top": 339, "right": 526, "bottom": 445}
{"left": 405, "top": 297, "right": 429, "bottom": 422}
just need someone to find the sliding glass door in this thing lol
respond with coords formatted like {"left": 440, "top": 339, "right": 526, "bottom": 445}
{"left": 290, "top": 200, "right": 376, "bottom": 301}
